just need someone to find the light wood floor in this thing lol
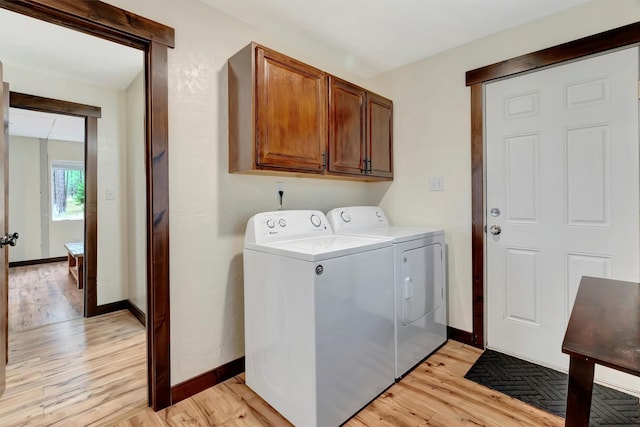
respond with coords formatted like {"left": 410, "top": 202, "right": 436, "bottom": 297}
{"left": 9, "top": 261, "right": 84, "bottom": 332}
{"left": 0, "top": 310, "right": 147, "bottom": 427}
{"left": 116, "top": 341, "right": 564, "bottom": 427}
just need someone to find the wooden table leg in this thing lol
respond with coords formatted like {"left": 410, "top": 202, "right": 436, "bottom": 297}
{"left": 77, "top": 256, "right": 83, "bottom": 289}
{"left": 565, "top": 356, "right": 594, "bottom": 427}
{"left": 67, "top": 252, "right": 76, "bottom": 274}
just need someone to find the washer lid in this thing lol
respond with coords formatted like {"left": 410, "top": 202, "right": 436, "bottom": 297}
{"left": 244, "top": 234, "right": 392, "bottom": 261}
{"left": 336, "top": 226, "right": 444, "bottom": 243}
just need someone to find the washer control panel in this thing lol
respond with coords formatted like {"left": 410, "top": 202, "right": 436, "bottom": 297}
{"left": 245, "top": 210, "right": 332, "bottom": 244}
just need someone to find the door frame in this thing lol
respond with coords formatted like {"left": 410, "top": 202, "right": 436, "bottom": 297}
{"left": 0, "top": 0, "right": 175, "bottom": 410}
{"left": 9, "top": 92, "right": 100, "bottom": 317}
{"left": 464, "top": 21, "right": 640, "bottom": 349}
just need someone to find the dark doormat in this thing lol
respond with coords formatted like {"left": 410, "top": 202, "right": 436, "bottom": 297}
{"left": 464, "top": 349, "right": 640, "bottom": 426}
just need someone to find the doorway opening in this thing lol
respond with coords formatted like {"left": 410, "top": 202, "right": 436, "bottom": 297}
{"left": 0, "top": 1, "right": 173, "bottom": 410}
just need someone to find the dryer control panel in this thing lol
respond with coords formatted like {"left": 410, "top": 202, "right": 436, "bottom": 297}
{"left": 245, "top": 210, "right": 332, "bottom": 244}
{"left": 327, "top": 206, "right": 389, "bottom": 232}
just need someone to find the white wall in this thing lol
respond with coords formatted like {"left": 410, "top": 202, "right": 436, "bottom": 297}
{"left": 366, "top": 0, "right": 640, "bottom": 332}
{"left": 125, "top": 71, "right": 146, "bottom": 314}
{"left": 4, "top": 65, "right": 132, "bottom": 305}
{"left": 47, "top": 139, "right": 84, "bottom": 257}
{"left": 99, "top": 0, "right": 640, "bottom": 385}
{"left": 8, "top": 135, "right": 41, "bottom": 262}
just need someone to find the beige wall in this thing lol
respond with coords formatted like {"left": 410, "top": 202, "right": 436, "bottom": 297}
{"left": 104, "top": 0, "right": 389, "bottom": 385}
{"left": 366, "top": 0, "right": 640, "bottom": 332}
{"left": 8, "top": 135, "right": 41, "bottom": 262}
{"left": 100, "top": 0, "right": 640, "bottom": 385}
{"left": 125, "top": 71, "right": 146, "bottom": 314}
{"left": 8, "top": 136, "right": 85, "bottom": 262}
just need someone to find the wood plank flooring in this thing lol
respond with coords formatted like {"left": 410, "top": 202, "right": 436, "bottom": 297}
{"left": 116, "top": 341, "right": 564, "bottom": 427}
{"left": 0, "top": 310, "right": 147, "bottom": 426}
{"left": 9, "top": 262, "right": 83, "bottom": 332}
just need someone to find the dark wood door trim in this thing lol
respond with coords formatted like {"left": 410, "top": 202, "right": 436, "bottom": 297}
{"left": 0, "top": 0, "right": 174, "bottom": 49}
{"left": 465, "top": 21, "right": 640, "bottom": 350}
{"left": 9, "top": 92, "right": 100, "bottom": 317}
{"left": 1, "top": 0, "right": 174, "bottom": 411}
{"left": 146, "top": 40, "right": 171, "bottom": 410}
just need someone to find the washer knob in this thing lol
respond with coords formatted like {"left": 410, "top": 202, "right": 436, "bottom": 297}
{"left": 340, "top": 211, "right": 351, "bottom": 223}
{"left": 310, "top": 214, "right": 322, "bottom": 227}
{"left": 376, "top": 211, "right": 382, "bottom": 218}
{"left": 278, "top": 219, "right": 287, "bottom": 227}
{"left": 266, "top": 219, "right": 275, "bottom": 229}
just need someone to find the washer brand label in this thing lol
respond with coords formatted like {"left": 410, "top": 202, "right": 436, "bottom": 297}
{"left": 315, "top": 265, "right": 323, "bottom": 275}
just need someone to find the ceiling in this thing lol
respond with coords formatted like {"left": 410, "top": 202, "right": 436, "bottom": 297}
{"left": 198, "top": 0, "right": 592, "bottom": 77}
{"left": 9, "top": 108, "right": 85, "bottom": 143}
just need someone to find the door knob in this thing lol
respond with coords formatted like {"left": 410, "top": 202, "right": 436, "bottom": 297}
{"left": 0, "top": 232, "right": 19, "bottom": 249}
{"left": 489, "top": 225, "right": 502, "bottom": 235}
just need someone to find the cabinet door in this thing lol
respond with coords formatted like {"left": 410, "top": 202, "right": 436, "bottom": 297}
{"left": 256, "top": 47, "right": 327, "bottom": 172}
{"left": 328, "top": 77, "right": 366, "bottom": 175}
{"left": 367, "top": 92, "right": 393, "bottom": 179}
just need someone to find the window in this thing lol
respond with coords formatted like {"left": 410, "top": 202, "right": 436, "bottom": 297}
{"left": 51, "top": 161, "right": 85, "bottom": 221}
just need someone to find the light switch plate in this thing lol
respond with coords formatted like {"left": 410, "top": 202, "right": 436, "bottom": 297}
{"left": 429, "top": 177, "right": 444, "bottom": 192}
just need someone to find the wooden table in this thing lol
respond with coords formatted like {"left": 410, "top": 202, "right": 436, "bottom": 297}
{"left": 64, "top": 242, "right": 84, "bottom": 289}
{"left": 562, "top": 276, "right": 640, "bottom": 426}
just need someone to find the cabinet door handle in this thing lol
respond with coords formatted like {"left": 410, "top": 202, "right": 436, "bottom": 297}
{"left": 322, "top": 152, "right": 327, "bottom": 170}
{"left": 361, "top": 158, "right": 370, "bottom": 174}
{"left": 368, "top": 159, "right": 372, "bottom": 174}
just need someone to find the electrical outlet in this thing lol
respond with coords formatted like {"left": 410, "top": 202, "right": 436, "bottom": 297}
{"left": 275, "top": 181, "right": 285, "bottom": 198}
{"left": 429, "top": 177, "right": 444, "bottom": 192}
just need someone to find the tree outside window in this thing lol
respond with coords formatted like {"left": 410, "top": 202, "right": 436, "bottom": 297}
{"left": 51, "top": 161, "right": 85, "bottom": 221}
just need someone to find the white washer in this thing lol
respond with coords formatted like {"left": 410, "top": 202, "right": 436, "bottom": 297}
{"left": 244, "top": 210, "right": 394, "bottom": 427}
{"left": 327, "top": 206, "right": 447, "bottom": 379}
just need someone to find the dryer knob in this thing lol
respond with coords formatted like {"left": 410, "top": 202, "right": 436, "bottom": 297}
{"left": 266, "top": 219, "right": 275, "bottom": 229}
{"left": 340, "top": 211, "right": 351, "bottom": 223}
{"left": 376, "top": 211, "right": 382, "bottom": 218}
{"left": 278, "top": 219, "right": 287, "bottom": 227}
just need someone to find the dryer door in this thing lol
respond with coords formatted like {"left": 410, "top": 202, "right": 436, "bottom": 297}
{"left": 401, "top": 243, "right": 443, "bottom": 326}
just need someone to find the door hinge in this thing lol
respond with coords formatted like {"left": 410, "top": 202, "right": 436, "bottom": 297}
{"left": 322, "top": 152, "right": 327, "bottom": 170}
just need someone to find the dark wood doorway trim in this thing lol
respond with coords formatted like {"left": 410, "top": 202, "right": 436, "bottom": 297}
{"left": 9, "top": 92, "right": 100, "bottom": 317}
{"left": 465, "top": 21, "right": 640, "bottom": 349}
{"left": 0, "top": 0, "right": 175, "bottom": 411}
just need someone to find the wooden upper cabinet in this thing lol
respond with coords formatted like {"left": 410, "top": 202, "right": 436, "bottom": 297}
{"left": 229, "top": 43, "right": 326, "bottom": 174}
{"left": 228, "top": 42, "right": 392, "bottom": 181}
{"left": 366, "top": 92, "right": 393, "bottom": 179}
{"left": 328, "top": 77, "right": 366, "bottom": 176}
{"left": 256, "top": 47, "right": 327, "bottom": 172}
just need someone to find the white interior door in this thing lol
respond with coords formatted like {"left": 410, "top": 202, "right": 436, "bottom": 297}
{"left": 486, "top": 47, "right": 640, "bottom": 393}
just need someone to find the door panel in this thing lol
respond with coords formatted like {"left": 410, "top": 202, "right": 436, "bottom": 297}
{"left": 328, "top": 76, "right": 365, "bottom": 175}
{"left": 486, "top": 47, "right": 640, "bottom": 393}
{"left": 256, "top": 47, "right": 327, "bottom": 172}
{"left": 366, "top": 92, "right": 393, "bottom": 178}
{"left": 0, "top": 63, "right": 7, "bottom": 397}
{"left": 401, "top": 244, "right": 442, "bottom": 326}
